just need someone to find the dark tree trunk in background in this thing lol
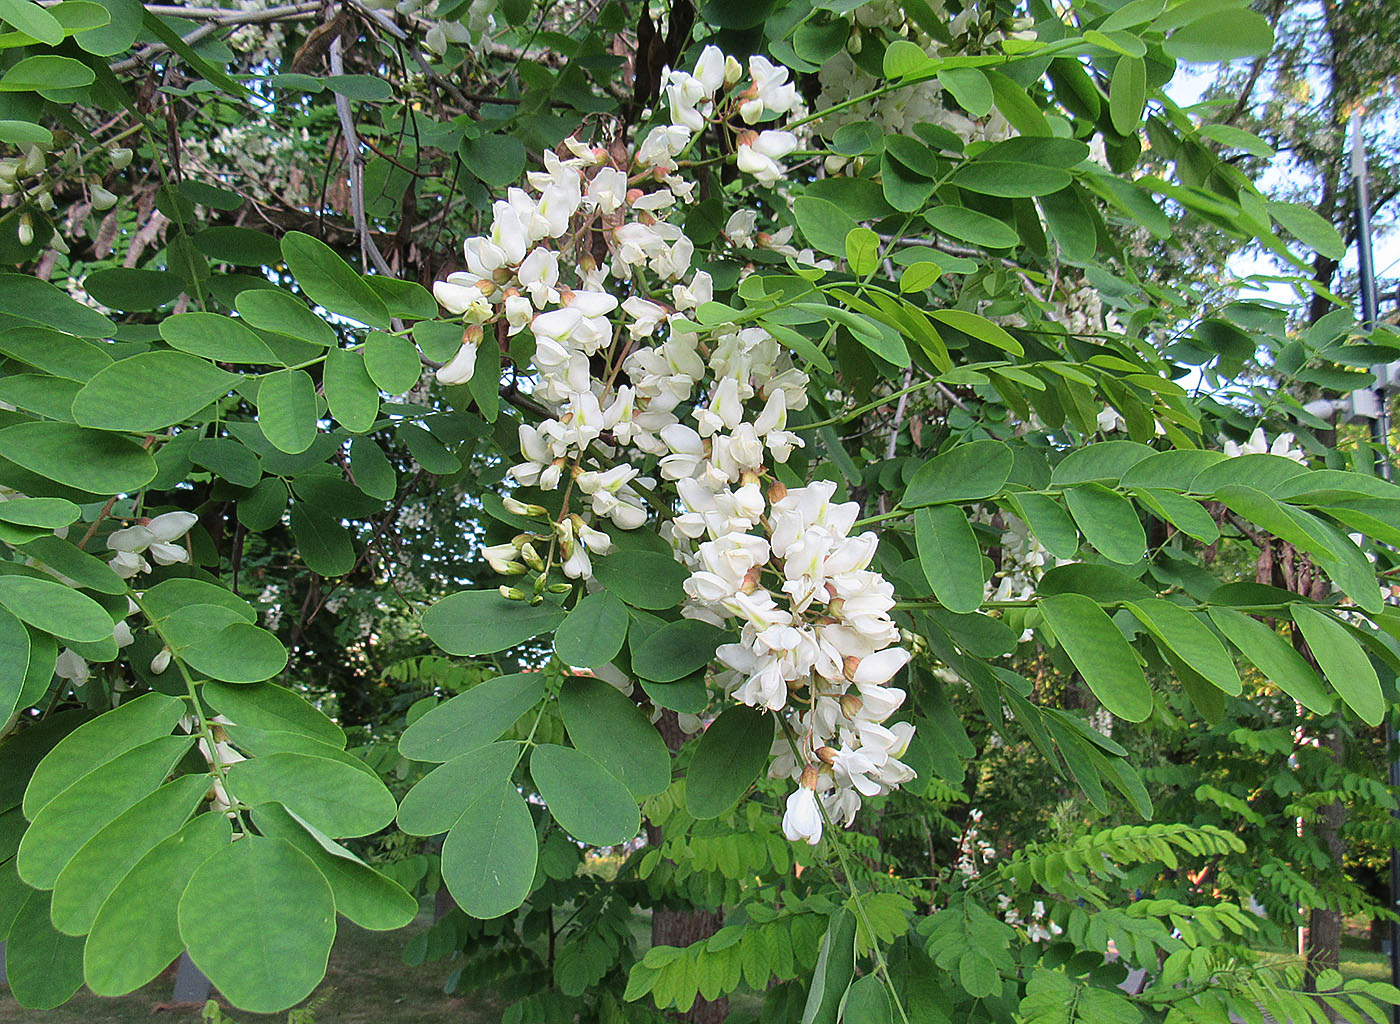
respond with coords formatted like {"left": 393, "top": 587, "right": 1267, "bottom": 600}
{"left": 1305, "top": 729, "right": 1347, "bottom": 993}
{"left": 647, "top": 711, "right": 728, "bottom": 1024}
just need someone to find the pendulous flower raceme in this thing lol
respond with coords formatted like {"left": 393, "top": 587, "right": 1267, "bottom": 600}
{"left": 428, "top": 45, "right": 916, "bottom": 842}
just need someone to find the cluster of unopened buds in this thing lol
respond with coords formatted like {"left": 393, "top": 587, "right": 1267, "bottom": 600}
{"left": 482, "top": 499, "right": 611, "bottom": 599}
{"left": 429, "top": 46, "right": 917, "bottom": 841}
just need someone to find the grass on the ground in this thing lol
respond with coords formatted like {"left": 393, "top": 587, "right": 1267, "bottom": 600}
{"left": 0, "top": 911, "right": 498, "bottom": 1024}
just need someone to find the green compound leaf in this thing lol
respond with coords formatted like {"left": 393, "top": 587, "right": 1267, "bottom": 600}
{"left": 397, "top": 741, "right": 519, "bottom": 836}
{"left": 180, "top": 621, "right": 288, "bottom": 684}
{"left": 1063, "top": 483, "right": 1147, "bottom": 565}
{"left": 1208, "top": 607, "right": 1331, "bottom": 715}
{"left": 1292, "top": 604, "right": 1383, "bottom": 726}
{"left": 202, "top": 680, "right": 346, "bottom": 747}
{"left": 559, "top": 675, "right": 671, "bottom": 799}
{"left": 631, "top": 618, "right": 727, "bottom": 682}
{"left": 22, "top": 692, "right": 186, "bottom": 818}
{"left": 364, "top": 331, "right": 423, "bottom": 394}
{"left": 84, "top": 811, "right": 232, "bottom": 996}
{"left": 905, "top": 439, "right": 1013, "bottom": 506}
{"left": 0, "top": 604, "right": 30, "bottom": 724}
{"left": 553, "top": 589, "right": 629, "bottom": 668}
{"left": 1127, "top": 599, "right": 1241, "bottom": 696}
{"left": 257, "top": 368, "right": 319, "bottom": 455}
{"left": 2, "top": 887, "right": 84, "bottom": 1009}
{"left": 915, "top": 505, "right": 985, "bottom": 614}
{"left": 422, "top": 588, "right": 567, "bottom": 655}
{"left": 225, "top": 752, "right": 397, "bottom": 838}
{"left": 49, "top": 773, "right": 207, "bottom": 936}
{"left": 0, "top": 574, "right": 116, "bottom": 644}
{"left": 591, "top": 550, "right": 689, "bottom": 610}
{"left": 441, "top": 782, "right": 537, "bottom": 919}
{"left": 177, "top": 835, "right": 336, "bottom": 1014}
{"left": 800, "top": 908, "right": 857, "bottom": 1024}
{"left": 17, "top": 734, "right": 193, "bottom": 888}
{"left": 1039, "top": 593, "right": 1152, "bottom": 722}
{"left": 531, "top": 743, "right": 640, "bottom": 847}
{"left": 686, "top": 704, "right": 773, "bottom": 819}
{"left": 281, "top": 231, "right": 390, "bottom": 330}
{"left": 160, "top": 312, "right": 278, "bottom": 364}
{"left": 399, "top": 672, "right": 545, "bottom": 762}
{"left": 323, "top": 346, "right": 379, "bottom": 433}
{"left": 289, "top": 502, "right": 356, "bottom": 576}
{"left": 252, "top": 802, "right": 418, "bottom": 931}
{"left": 0, "top": 422, "right": 157, "bottom": 494}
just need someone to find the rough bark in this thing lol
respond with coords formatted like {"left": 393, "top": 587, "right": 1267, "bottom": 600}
{"left": 647, "top": 710, "right": 728, "bottom": 1024}
{"left": 1304, "top": 729, "right": 1347, "bottom": 993}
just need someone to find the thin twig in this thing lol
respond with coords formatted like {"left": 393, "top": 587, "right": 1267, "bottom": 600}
{"left": 328, "top": 35, "right": 396, "bottom": 277}
{"left": 110, "top": 3, "right": 320, "bottom": 73}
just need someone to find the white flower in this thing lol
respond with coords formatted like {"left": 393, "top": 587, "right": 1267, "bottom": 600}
{"left": 850, "top": 647, "right": 910, "bottom": 685}
{"left": 1097, "top": 406, "right": 1125, "bottom": 433}
{"left": 436, "top": 341, "right": 479, "bottom": 386}
{"left": 782, "top": 785, "right": 823, "bottom": 844}
{"left": 1223, "top": 427, "right": 1307, "bottom": 464}
{"left": 725, "top": 209, "right": 758, "bottom": 247}
{"left": 741, "top": 56, "right": 799, "bottom": 123}
{"left": 518, "top": 248, "right": 561, "bottom": 306}
{"left": 150, "top": 647, "right": 173, "bottom": 674}
{"left": 586, "top": 167, "right": 628, "bottom": 214}
{"left": 737, "top": 130, "right": 798, "bottom": 187}
{"left": 622, "top": 296, "right": 669, "bottom": 339}
{"left": 693, "top": 45, "right": 728, "bottom": 93}
{"left": 636, "top": 125, "right": 691, "bottom": 171}
{"left": 108, "top": 511, "right": 198, "bottom": 570}
{"left": 55, "top": 648, "right": 90, "bottom": 684}
{"left": 434, "top": 277, "right": 493, "bottom": 322}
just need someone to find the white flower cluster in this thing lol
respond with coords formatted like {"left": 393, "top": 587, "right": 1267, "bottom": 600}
{"left": 998, "top": 894, "right": 1063, "bottom": 943}
{"left": 1222, "top": 426, "right": 1306, "bottom": 464}
{"left": 955, "top": 807, "right": 995, "bottom": 878}
{"left": 813, "top": 0, "right": 1017, "bottom": 155}
{"left": 678, "top": 478, "right": 915, "bottom": 845}
{"left": 429, "top": 47, "right": 916, "bottom": 841}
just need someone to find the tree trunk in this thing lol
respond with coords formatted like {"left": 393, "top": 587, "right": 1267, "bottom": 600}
{"left": 1304, "top": 728, "right": 1347, "bottom": 991}
{"left": 648, "top": 711, "right": 728, "bottom": 1024}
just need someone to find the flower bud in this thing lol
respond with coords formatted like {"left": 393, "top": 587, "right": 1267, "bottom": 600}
{"left": 150, "top": 647, "right": 172, "bottom": 674}
{"left": 533, "top": 572, "right": 549, "bottom": 594}
{"left": 502, "top": 496, "right": 547, "bottom": 517}
{"left": 110, "top": 147, "right": 133, "bottom": 170}
{"left": 21, "top": 146, "right": 43, "bottom": 176}
{"left": 499, "top": 585, "right": 527, "bottom": 601}
{"left": 724, "top": 55, "right": 743, "bottom": 85}
{"left": 520, "top": 542, "right": 545, "bottom": 571}
{"left": 0, "top": 159, "right": 18, "bottom": 182}
{"left": 547, "top": 582, "right": 572, "bottom": 594}
{"left": 17, "top": 215, "right": 32, "bottom": 247}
